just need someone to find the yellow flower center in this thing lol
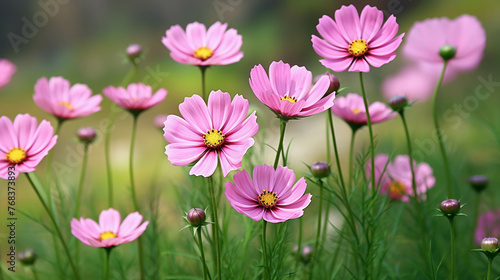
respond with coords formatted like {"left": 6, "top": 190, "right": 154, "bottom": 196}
{"left": 258, "top": 189, "right": 278, "bottom": 209}
{"left": 203, "top": 129, "right": 225, "bottom": 149}
{"left": 58, "top": 101, "right": 74, "bottom": 110}
{"left": 6, "top": 147, "right": 26, "bottom": 164}
{"left": 348, "top": 39, "right": 368, "bottom": 57}
{"left": 100, "top": 231, "right": 117, "bottom": 240}
{"left": 352, "top": 108, "right": 362, "bottom": 114}
{"left": 281, "top": 96, "right": 297, "bottom": 103}
{"left": 194, "top": 46, "right": 214, "bottom": 61}
{"left": 388, "top": 181, "right": 406, "bottom": 199}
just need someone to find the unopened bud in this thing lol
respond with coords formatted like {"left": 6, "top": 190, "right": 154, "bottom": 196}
{"left": 389, "top": 95, "right": 408, "bottom": 112}
{"left": 440, "top": 199, "right": 460, "bottom": 216}
{"left": 314, "top": 72, "right": 340, "bottom": 94}
{"left": 310, "top": 162, "right": 330, "bottom": 179}
{"left": 481, "top": 237, "right": 499, "bottom": 252}
{"left": 187, "top": 208, "right": 206, "bottom": 227}
{"left": 126, "top": 44, "right": 143, "bottom": 61}
{"left": 469, "top": 175, "right": 488, "bottom": 193}
{"left": 439, "top": 45, "right": 456, "bottom": 61}
{"left": 18, "top": 249, "right": 36, "bottom": 265}
{"left": 77, "top": 127, "right": 97, "bottom": 144}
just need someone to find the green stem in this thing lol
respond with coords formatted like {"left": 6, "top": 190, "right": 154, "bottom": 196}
{"left": 294, "top": 217, "right": 304, "bottom": 271}
{"left": 273, "top": 120, "right": 287, "bottom": 168}
{"left": 487, "top": 256, "right": 493, "bottom": 280}
{"left": 327, "top": 111, "right": 347, "bottom": 191}
{"left": 196, "top": 227, "right": 210, "bottom": 280}
{"left": 200, "top": 66, "right": 208, "bottom": 101}
{"left": 208, "top": 176, "right": 222, "bottom": 280}
{"left": 326, "top": 113, "right": 331, "bottom": 163}
{"left": 104, "top": 248, "right": 112, "bottom": 280}
{"left": 448, "top": 217, "right": 455, "bottom": 280}
{"left": 348, "top": 128, "right": 357, "bottom": 189}
{"left": 471, "top": 193, "right": 481, "bottom": 248}
{"left": 358, "top": 72, "right": 375, "bottom": 190}
{"left": 73, "top": 144, "right": 89, "bottom": 218}
{"left": 431, "top": 62, "right": 451, "bottom": 198}
{"left": 45, "top": 118, "right": 64, "bottom": 187}
{"left": 310, "top": 179, "right": 324, "bottom": 279}
{"left": 25, "top": 173, "right": 80, "bottom": 280}
{"left": 31, "top": 266, "right": 40, "bottom": 280}
{"left": 128, "top": 114, "right": 145, "bottom": 280}
{"left": 262, "top": 220, "right": 269, "bottom": 280}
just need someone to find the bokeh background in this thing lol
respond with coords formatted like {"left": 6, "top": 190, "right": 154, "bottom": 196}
{"left": 1, "top": 0, "right": 500, "bottom": 278}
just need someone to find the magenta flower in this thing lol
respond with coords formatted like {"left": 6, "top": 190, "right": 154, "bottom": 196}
{"left": 249, "top": 61, "right": 335, "bottom": 119}
{"left": 33, "top": 77, "right": 102, "bottom": 120}
{"left": 0, "top": 114, "right": 57, "bottom": 179}
{"left": 164, "top": 90, "right": 258, "bottom": 177}
{"left": 312, "top": 5, "right": 404, "bottom": 72}
{"left": 162, "top": 21, "right": 243, "bottom": 66}
{"left": 366, "top": 154, "right": 435, "bottom": 202}
{"left": 0, "top": 59, "right": 16, "bottom": 89}
{"left": 475, "top": 210, "right": 500, "bottom": 245}
{"left": 404, "top": 15, "right": 486, "bottom": 74}
{"left": 332, "top": 93, "right": 396, "bottom": 127}
{"left": 225, "top": 164, "right": 312, "bottom": 223}
{"left": 71, "top": 208, "right": 148, "bottom": 247}
{"left": 102, "top": 83, "right": 167, "bottom": 113}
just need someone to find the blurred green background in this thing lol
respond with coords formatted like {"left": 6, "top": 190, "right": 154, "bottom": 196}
{"left": 1, "top": 0, "right": 500, "bottom": 278}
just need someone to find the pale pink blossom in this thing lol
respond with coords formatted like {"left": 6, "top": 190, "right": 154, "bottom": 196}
{"left": 332, "top": 93, "right": 396, "bottom": 126}
{"left": 102, "top": 83, "right": 167, "bottom": 113}
{"left": 225, "top": 164, "right": 312, "bottom": 223}
{"left": 0, "top": 59, "right": 16, "bottom": 89}
{"left": 475, "top": 210, "right": 500, "bottom": 245}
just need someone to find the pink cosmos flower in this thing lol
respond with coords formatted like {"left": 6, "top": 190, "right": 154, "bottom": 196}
{"left": 33, "top": 77, "right": 102, "bottom": 120}
{"left": 71, "top": 208, "right": 148, "bottom": 248}
{"left": 164, "top": 90, "right": 258, "bottom": 177}
{"left": 249, "top": 61, "right": 335, "bottom": 119}
{"left": 332, "top": 93, "right": 396, "bottom": 127}
{"left": 312, "top": 5, "right": 404, "bottom": 72}
{"left": 382, "top": 67, "right": 437, "bottom": 102}
{"left": 225, "top": 164, "right": 312, "bottom": 223}
{"left": 475, "top": 210, "right": 500, "bottom": 245}
{"left": 154, "top": 114, "right": 168, "bottom": 129}
{"left": 102, "top": 83, "right": 167, "bottom": 113}
{"left": 0, "top": 114, "right": 57, "bottom": 179}
{"left": 404, "top": 15, "right": 486, "bottom": 74}
{"left": 162, "top": 21, "right": 243, "bottom": 66}
{"left": 366, "top": 154, "right": 435, "bottom": 202}
{"left": 0, "top": 59, "right": 16, "bottom": 89}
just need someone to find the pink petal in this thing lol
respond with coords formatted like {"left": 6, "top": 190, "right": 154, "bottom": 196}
{"left": 189, "top": 150, "right": 218, "bottom": 177}
{"left": 179, "top": 94, "right": 212, "bottom": 134}
{"left": 269, "top": 61, "right": 291, "bottom": 97}
{"left": 334, "top": 5, "right": 361, "bottom": 43}
{"left": 319, "top": 57, "right": 353, "bottom": 72}
{"left": 348, "top": 58, "right": 371, "bottom": 72}
{"left": 360, "top": 5, "right": 384, "bottom": 42}
{"left": 99, "top": 208, "right": 121, "bottom": 234}
{"left": 165, "top": 142, "right": 205, "bottom": 166}
{"left": 316, "top": 15, "right": 348, "bottom": 47}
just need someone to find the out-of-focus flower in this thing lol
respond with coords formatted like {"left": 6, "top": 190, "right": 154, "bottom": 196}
{"left": 154, "top": 114, "right": 168, "bottom": 129}
{"left": 71, "top": 208, "right": 148, "bottom": 248}
{"left": 164, "top": 90, "right": 258, "bottom": 177}
{"left": 126, "top": 44, "right": 143, "bottom": 62}
{"left": 249, "top": 61, "right": 335, "bottom": 119}
{"left": 366, "top": 154, "right": 435, "bottom": 202}
{"left": 382, "top": 67, "right": 437, "bottom": 102}
{"left": 294, "top": 245, "right": 313, "bottom": 264}
{"left": 404, "top": 15, "right": 486, "bottom": 74}
{"left": 77, "top": 127, "right": 97, "bottom": 144}
{"left": 475, "top": 210, "right": 500, "bottom": 245}
{"left": 33, "top": 77, "right": 102, "bottom": 120}
{"left": 18, "top": 249, "right": 36, "bottom": 265}
{"left": 103, "top": 83, "right": 167, "bottom": 114}
{"left": 332, "top": 93, "right": 396, "bottom": 128}
{"left": 312, "top": 5, "right": 404, "bottom": 72}
{"left": 225, "top": 164, "right": 312, "bottom": 223}
{"left": 0, "top": 59, "right": 16, "bottom": 89}
{"left": 162, "top": 21, "right": 243, "bottom": 66}
{"left": 469, "top": 175, "right": 489, "bottom": 193}
{"left": 0, "top": 114, "right": 57, "bottom": 179}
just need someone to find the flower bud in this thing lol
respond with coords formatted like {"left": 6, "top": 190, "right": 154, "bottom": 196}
{"left": 469, "top": 175, "right": 488, "bottom": 193}
{"left": 310, "top": 162, "right": 330, "bottom": 179}
{"left": 439, "top": 199, "right": 460, "bottom": 216}
{"left": 126, "top": 44, "right": 142, "bottom": 61}
{"left": 77, "top": 127, "right": 97, "bottom": 144}
{"left": 388, "top": 95, "right": 408, "bottom": 112}
{"left": 154, "top": 115, "right": 168, "bottom": 129}
{"left": 187, "top": 208, "right": 206, "bottom": 227}
{"left": 18, "top": 249, "right": 36, "bottom": 265}
{"left": 314, "top": 72, "right": 340, "bottom": 94}
{"left": 481, "top": 237, "right": 499, "bottom": 252}
{"left": 294, "top": 245, "right": 313, "bottom": 264}
{"left": 439, "top": 45, "right": 456, "bottom": 61}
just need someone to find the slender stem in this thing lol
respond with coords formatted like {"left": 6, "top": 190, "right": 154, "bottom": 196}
{"left": 104, "top": 63, "right": 138, "bottom": 208}
{"left": 45, "top": 118, "right": 64, "bottom": 187}
{"left": 25, "top": 173, "right": 80, "bottom": 280}
{"left": 104, "top": 248, "right": 112, "bottom": 280}
{"left": 196, "top": 227, "right": 210, "bottom": 280}
{"left": 327, "top": 111, "right": 346, "bottom": 191}
{"left": 128, "top": 114, "right": 145, "bottom": 280}
{"left": 30, "top": 266, "right": 40, "bottom": 280}
{"left": 348, "top": 129, "right": 356, "bottom": 189}
{"left": 487, "top": 256, "right": 493, "bottom": 280}
{"left": 73, "top": 144, "right": 89, "bottom": 218}
{"left": 273, "top": 120, "right": 287, "bottom": 168}
{"left": 431, "top": 62, "right": 451, "bottom": 197}
{"left": 448, "top": 217, "right": 455, "bottom": 280}
{"left": 262, "top": 220, "right": 269, "bottom": 280}
{"left": 310, "top": 179, "right": 324, "bottom": 279}
{"left": 326, "top": 113, "right": 331, "bottom": 164}
{"left": 358, "top": 72, "right": 375, "bottom": 190}
{"left": 294, "top": 217, "right": 303, "bottom": 271}
{"left": 200, "top": 66, "right": 208, "bottom": 101}
{"left": 208, "top": 176, "right": 222, "bottom": 280}
{"left": 471, "top": 193, "right": 481, "bottom": 248}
